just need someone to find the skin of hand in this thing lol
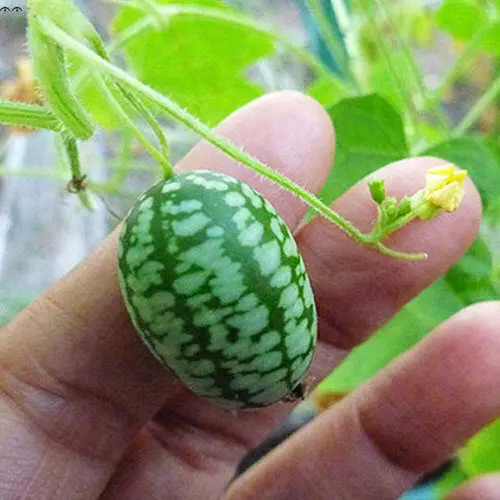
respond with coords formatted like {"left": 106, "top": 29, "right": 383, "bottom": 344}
{"left": 0, "top": 91, "right": 498, "bottom": 500}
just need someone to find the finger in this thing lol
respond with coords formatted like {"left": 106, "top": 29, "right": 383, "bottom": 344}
{"left": 295, "top": 156, "right": 481, "bottom": 379}
{"left": 447, "top": 474, "right": 500, "bottom": 500}
{"left": 225, "top": 302, "right": 500, "bottom": 500}
{"left": 177, "top": 90, "right": 335, "bottom": 228}
{"left": 0, "top": 91, "right": 334, "bottom": 499}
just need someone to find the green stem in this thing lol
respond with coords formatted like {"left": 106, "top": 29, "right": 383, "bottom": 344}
{"left": 61, "top": 133, "right": 93, "bottom": 210}
{"left": 41, "top": 20, "right": 371, "bottom": 239}
{"left": 40, "top": 18, "right": 426, "bottom": 260}
{"left": 375, "top": 242, "right": 426, "bottom": 260}
{"left": 373, "top": 210, "right": 418, "bottom": 240}
{"left": 0, "top": 100, "right": 61, "bottom": 132}
{"left": 118, "top": 85, "right": 173, "bottom": 177}
{"left": 110, "top": 82, "right": 173, "bottom": 176}
{"left": 108, "top": 1, "right": 344, "bottom": 89}
{"left": 453, "top": 72, "right": 500, "bottom": 136}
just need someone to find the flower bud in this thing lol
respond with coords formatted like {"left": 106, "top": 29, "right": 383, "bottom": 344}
{"left": 368, "top": 178, "right": 386, "bottom": 205}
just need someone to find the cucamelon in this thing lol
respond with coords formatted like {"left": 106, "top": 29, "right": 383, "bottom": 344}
{"left": 118, "top": 170, "right": 317, "bottom": 409}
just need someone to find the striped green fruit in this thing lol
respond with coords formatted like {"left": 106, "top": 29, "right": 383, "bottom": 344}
{"left": 118, "top": 170, "right": 317, "bottom": 409}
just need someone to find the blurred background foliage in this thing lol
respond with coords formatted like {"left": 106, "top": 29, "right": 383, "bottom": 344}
{"left": 2, "top": 0, "right": 500, "bottom": 497}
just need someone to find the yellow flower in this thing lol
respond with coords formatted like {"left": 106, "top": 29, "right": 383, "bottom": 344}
{"left": 423, "top": 164, "right": 467, "bottom": 212}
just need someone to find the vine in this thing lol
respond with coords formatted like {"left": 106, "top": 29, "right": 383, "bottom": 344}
{"left": 0, "top": 0, "right": 468, "bottom": 262}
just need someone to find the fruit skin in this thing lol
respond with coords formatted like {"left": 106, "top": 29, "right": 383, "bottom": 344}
{"left": 118, "top": 170, "right": 317, "bottom": 409}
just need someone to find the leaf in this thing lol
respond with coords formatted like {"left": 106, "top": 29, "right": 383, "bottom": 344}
{"left": 460, "top": 419, "right": 500, "bottom": 476}
{"left": 435, "top": 0, "right": 486, "bottom": 41}
{"left": 317, "top": 277, "right": 463, "bottom": 394}
{"left": 423, "top": 136, "right": 500, "bottom": 315}
{"left": 433, "top": 463, "right": 469, "bottom": 498}
{"left": 424, "top": 136, "right": 500, "bottom": 211}
{"left": 306, "top": 75, "right": 352, "bottom": 108}
{"left": 479, "top": 21, "right": 500, "bottom": 55}
{"left": 445, "top": 234, "right": 499, "bottom": 305}
{"left": 112, "top": 0, "right": 275, "bottom": 125}
{"left": 418, "top": 123, "right": 448, "bottom": 147}
{"left": 316, "top": 94, "right": 408, "bottom": 208}
{"left": 367, "top": 51, "right": 415, "bottom": 114}
{"left": 435, "top": 0, "right": 500, "bottom": 55}
{"left": 68, "top": 56, "right": 131, "bottom": 130}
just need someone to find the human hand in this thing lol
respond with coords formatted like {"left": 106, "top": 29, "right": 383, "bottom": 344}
{"left": 1, "top": 92, "right": 497, "bottom": 500}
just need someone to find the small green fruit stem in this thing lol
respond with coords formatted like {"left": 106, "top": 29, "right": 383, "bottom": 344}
{"left": 79, "top": 71, "right": 170, "bottom": 175}
{"left": 118, "top": 87, "right": 174, "bottom": 178}
{"left": 110, "top": 82, "right": 174, "bottom": 178}
{"left": 0, "top": 100, "right": 61, "bottom": 132}
{"left": 38, "top": 19, "right": 425, "bottom": 260}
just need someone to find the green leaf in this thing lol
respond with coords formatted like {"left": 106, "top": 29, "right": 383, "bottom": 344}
{"left": 112, "top": 0, "right": 275, "bottom": 125}
{"left": 434, "top": 462, "right": 469, "bottom": 498}
{"left": 68, "top": 56, "right": 131, "bottom": 130}
{"left": 480, "top": 21, "right": 500, "bottom": 55}
{"left": 306, "top": 75, "right": 352, "bottom": 108}
{"left": 424, "top": 136, "right": 500, "bottom": 211}
{"left": 435, "top": 0, "right": 500, "bottom": 55}
{"left": 435, "top": 0, "right": 487, "bottom": 41}
{"left": 417, "top": 123, "right": 448, "bottom": 149}
{"left": 367, "top": 51, "right": 415, "bottom": 114}
{"left": 317, "top": 277, "right": 463, "bottom": 393}
{"left": 423, "top": 136, "right": 500, "bottom": 309}
{"left": 460, "top": 419, "right": 500, "bottom": 476}
{"left": 445, "top": 235, "right": 499, "bottom": 305}
{"left": 316, "top": 94, "right": 408, "bottom": 208}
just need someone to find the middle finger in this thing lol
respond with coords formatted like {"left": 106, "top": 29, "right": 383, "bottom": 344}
{"left": 297, "top": 156, "right": 481, "bottom": 381}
